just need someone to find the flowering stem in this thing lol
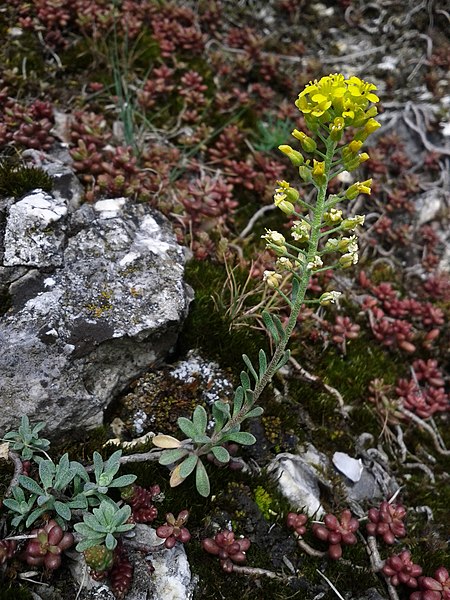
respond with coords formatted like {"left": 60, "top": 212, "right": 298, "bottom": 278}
{"left": 202, "top": 139, "right": 337, "bottom": 449}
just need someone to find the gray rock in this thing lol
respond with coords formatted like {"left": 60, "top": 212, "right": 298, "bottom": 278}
{"left": 0, "top": 188, "right": 193, "bottom": 437}
{"left": 268, "top": 447, "right": 329, "bottom": 517}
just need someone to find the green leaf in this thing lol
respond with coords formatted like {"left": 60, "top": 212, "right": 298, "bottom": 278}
{"left": 55, "top": 501, "right": 71, "bottom": 521}
{"left": 84, "top": 513, "right": 109, "bottom": 533}
{"left": 103, "top": 450, "right": 122, "bottom": 479}
{"left": 93, "top": 452, "right": 104, "bottom": 482}
{"left": 73, "top": 522, "right": 98, "bottom": 537}
{"left": 192, "top": 406, "right": 208, "bottom": 435}
{"left": 37, "top": 494, "right": 53, "bottom": 507}
{"left": 179, "top": 455, "right": 198, "bottom": 479}
{"left": 70, "top": 460, "right": 90, "bottom": 482}
{"left": 26, "top": 507, "right": 48, "bottom": 528}
{"left": 212, "top": 403, "right": 226, "bottom": 432}
{"left": 38, "top": 460, "right": 55, "bottom": 490}
{"left": 192, "top": 434, "right": 211, "bottom": 444}
{"left": 214, "top": 400, "right": 231, "bottom": 417}
{"left": 177, "top": 417, "right": 198, "bottom": 439}
{"left": 272, "top": 314, "right": 285, "bottom": 340}
{"left": 19, "top": 475, "right": 44, "bottom": 496}
{"left": 105, "top": 533, "right": 117, "bottom": 550}
{"left": 108, "top": 474, "right": 137, "bottom": 488}
{"left": 68, "top": 494, "right": 88, "bottom": 510}
{"left": 242, "top": 354, "right": 258, "bottom": 383}
{"left": 2, "top": 499, "right": 21, "bottom": 513}
{"left": 258, "top": 349, "right": 267, "bottom": 379}
{"left": 158, "top": 448, "right": 189, "bottom": 466}
{"left": 262, "top": 311, "right": 280, "bottom": 344}
{"left": 112, "top": 504, "right": 132, "bottom": 528}
{"left": 75, "top": 537, "right": 106, "bottom": 552}
{"left": 275, "top": 349, "right": 291, "bottom": 370}
{"left": 232, "top": 387, "right": 244, "bottom": 416}
{"left": 195, "top": 460, "right": 210, "bottom": 497}
{"left": 240, "top": 371, "right": 251, "bottom": 391}
{"left": 244, "top": 406, "right": 264, "bottom": 419}
{"left": 55, "top": 465, "right": 75, "bottom": 491}
{"left": 222, "top": 432, "right": 256, "bottom": 445}
{"left": 210, "top": 446, "right": 230, "bottom": 464}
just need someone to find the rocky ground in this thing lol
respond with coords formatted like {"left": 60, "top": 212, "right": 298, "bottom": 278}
{"left": 0, "top": 1, "right": 449, "bottom": 599}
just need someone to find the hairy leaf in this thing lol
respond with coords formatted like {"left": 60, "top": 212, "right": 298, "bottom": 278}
{"left": 192, "top": 406, "right": 208, "bottom": 435}
{"left": 262, "top": 311, "right": 280, "bottom": 344}
{"left": 178, "top": 455, "right": 198, "bottom": 479}
{"left": 195, "top": 460, "right": 210, "bottom": 497}
{"left": 258, "top": 349, "right": 267, "bottom": 379}
{"left": 242, "top": 354, "right": 258, "bottom": 383}
{"left": 177, "top": 417, "right": 198, "bottom": 440}
{"left": 222, "top": 431, "right": 256, "bottom": 445}
{"left": 210, "top": 446, "right": 230, "bottom": 464}
{"left": 158, "top": 448, "right": 189, "bottom": 466}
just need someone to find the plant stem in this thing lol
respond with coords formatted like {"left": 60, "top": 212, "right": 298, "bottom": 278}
{"left": 199, "top": 138, "right": 337, "bottom": 454}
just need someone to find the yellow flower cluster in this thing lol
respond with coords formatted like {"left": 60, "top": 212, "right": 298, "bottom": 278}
{"left": 295, "top": 74, "right": 379, "bottom": 126}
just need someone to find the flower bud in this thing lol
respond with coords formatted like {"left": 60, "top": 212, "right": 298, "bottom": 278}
{"left": 278, "top": 145, "right": 304, "bottom": 166}
{"left": 319, "top": 291, "right": 342, "bottom": 305}
{"left": 263, "top": 270, "right": 283, "bottom": 288}
{"left": 337, "top": 235, "right": 358, "bottom": 253}
{"left": 276, "top": 256, "right": 293, "bottom": 270}
{"left": 348, "top": 140, "right": 363, "bottom": 154}
{"left": 330, "top": 117, "right": 345, "bottom": 141}
{"left": 344, "top": 179, "right": 372, "bottom": 199}
{"left": 275, "top": 180, "right": 300, "bottom": 203}
{"left": 298, "top": 165, "right": 312, "bottom": 182}
{"left": 323, "top": 208, "right": 343, "bottom": 226}
{"left": 339, "top": 251, "right": 359, "bottom": 268}
{"left": 324, "top": 238, "right": 339, "bottom": 252}
{"left": 312, "top": 159, "right": 326, "bottom": 185}
{"left": 274, "top": 193, "right": 295, "bottom": 215}
{"left": 341, "top": 215, "right": 365, "bottom": 230}
{"left": 292, "top": 129, "right": 317, "bottom": 153}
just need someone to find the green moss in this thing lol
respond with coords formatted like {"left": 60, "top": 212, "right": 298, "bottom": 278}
{"left": 0, "top": 162, "right": 53, "bottom": 198}
{"left": 177, "top": 259, "right": 269, "bottom": 375}
{"left": 0, "top": 586, "right": 33, "bottom": 599}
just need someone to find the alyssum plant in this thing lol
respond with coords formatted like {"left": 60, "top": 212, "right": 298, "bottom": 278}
{"left": 154, "top": 73, "right": 381, "bottom": 496}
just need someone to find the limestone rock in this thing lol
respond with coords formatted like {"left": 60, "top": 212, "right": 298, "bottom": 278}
{"left": 0, "top": 187, "right": 193, "bottom": 437}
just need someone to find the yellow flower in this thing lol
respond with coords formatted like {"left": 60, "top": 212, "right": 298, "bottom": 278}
{"left": 278, "top": 145, "right": 304, "bottom": 166}
{"left": 345, "top": 76, "right": 379, "bottom": 103}
{"left": 296, "top": 73, "right": 379, "bottom": 127}
{"left": 274, "top": 192, "right": 294, "bottom": 215}
{"left": 292, "top": 129, "right": 317, "bottom": 152}
{"left": 345, "top": 179, "right": 372, "bottom": 199}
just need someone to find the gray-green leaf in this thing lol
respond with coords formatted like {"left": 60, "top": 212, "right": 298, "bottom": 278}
{"left": 179, "top": 455, "right": 198, "bottom": 479}
{"left": 159, "top": 448, "right": 189, "bottom": 466}
{"left": 222, "top": 431, "right": 256, "bottom": 445}
{"left": 195, "top": 460, "right": 210, "bottom": 497}
{"left": 242, "top": 354, "right": 258, "bottom": 383}
{"left": 192, "top": 406, "right": 208, "bottom": 435}
{"left": 211, "top": 446, "right": 230, "bottom": 464}
{"left": 177, "top": 417, "right": 198, "bottom": 440}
